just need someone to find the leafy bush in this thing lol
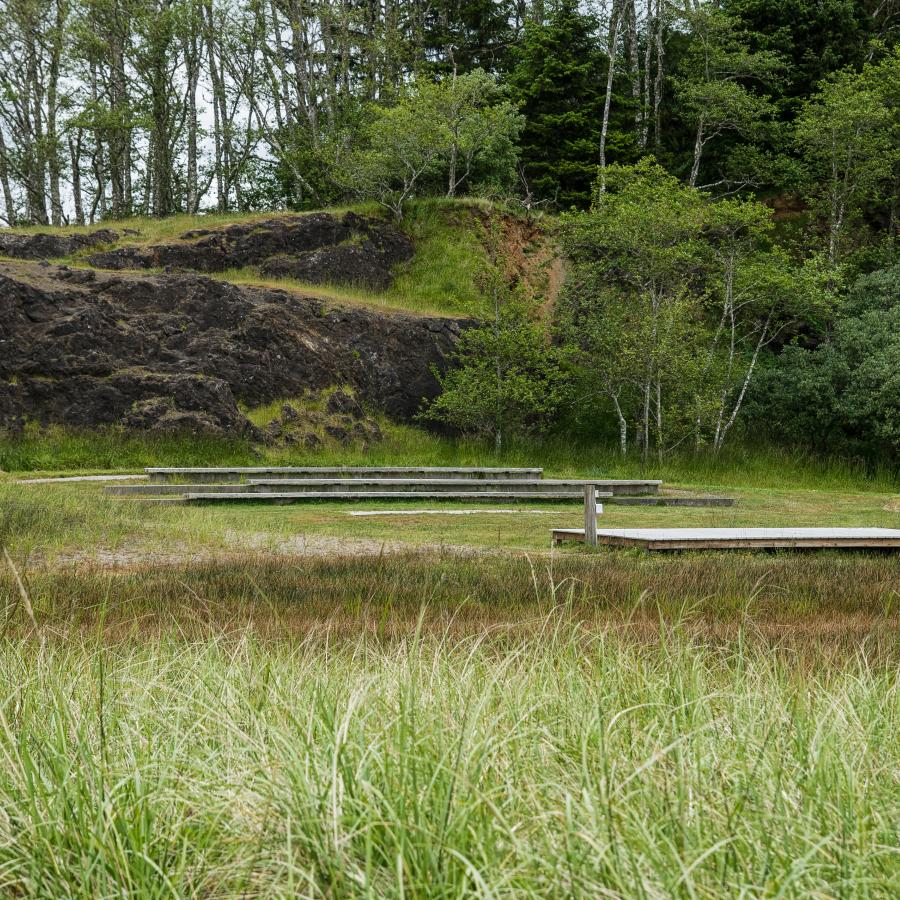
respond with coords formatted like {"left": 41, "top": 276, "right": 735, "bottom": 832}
{"left": 746, "top": 266, "right": 900, "bottom": 460}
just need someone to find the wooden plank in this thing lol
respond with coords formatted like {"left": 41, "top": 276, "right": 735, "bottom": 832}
{"left": 552, "top": 527, "right": 900, "bottom": 551}
{"left": 583, "top": 484, "right": 598, "bottom": 547}
{"left": 146, "top": 466, "right": 544, "bottom": 483}
{"left": 604, "top": 497, "right": 734, "bottom": 507}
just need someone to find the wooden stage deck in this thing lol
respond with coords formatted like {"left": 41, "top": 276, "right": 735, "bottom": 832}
{"left": 551, "top": 527, "right": 900, "bottom": 551}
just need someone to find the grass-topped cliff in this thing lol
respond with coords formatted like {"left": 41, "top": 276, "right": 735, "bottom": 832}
{"left": 0, "top": 199, "right": 559, "bottom": 319}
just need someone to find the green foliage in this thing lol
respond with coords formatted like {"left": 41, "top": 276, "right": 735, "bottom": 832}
{"left": 431, "top": 68, "right": 523, "bottom": 197}
{"left": 420, "top": 0, "right": 516, "bottom": 74}
{"left": 422, "top": 218, "right": 567, "bottom": 448}
{"left": 421, "top": 307, "right": 567, "bottom": 448}
{"left": 344, "top": 92, "right": 450, "bottom": 220}
{"left": 559, "top": 160, "right": 826, "bottom": 458}
{"left": 722, "top": 0, "right": 876, "bottom": 113}
{"left": 344, "top": 71, "right": 521, "bottom": 219}
{"left": 506, "top": 0, "right": 624, "bottom": 207}
{"left": 747, "top": 266, "right": 900, "bottom": 460}
{"left": 673, "top": 6, "right": 783, "bottom": 189}
{"left": 560, "top": 160, "right": 711, "bottom": 459}
{"left": 796, "top": 51, "right": 900, "bottom": 262}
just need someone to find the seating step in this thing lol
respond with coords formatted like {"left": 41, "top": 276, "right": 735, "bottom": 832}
{"left": 106, "top": 479, "right": 665, "bottom": 498}
{"left": 246, "top": 478, "right": 661, "bottom": 496}
{"left": 146, "top": 466, "right": 544, "bottom": 484}
{"left": 107, "top": 483, "right": 251, "bottom": 495}
{"left": 183, "top": 491, "right": 614, "bottom": 504}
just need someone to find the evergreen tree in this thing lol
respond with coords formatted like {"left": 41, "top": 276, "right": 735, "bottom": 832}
{"left": 423, "top": 0, "right": 516, "bottom": 74}
{"left": 507, "top": 0, "right": 624, "bottom": 207}
{"left": 722, "top": 0, "right": 875, "bottom": 116}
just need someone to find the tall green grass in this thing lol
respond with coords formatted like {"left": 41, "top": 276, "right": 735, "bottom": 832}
{"left": 0, "top": 623, "right": 895, "bottom": 897}
{"left": 0, "top": 424, "right": 256, "bottom": 475}
{"left": 2, "top": 423, "right": 896, "bottom": 492}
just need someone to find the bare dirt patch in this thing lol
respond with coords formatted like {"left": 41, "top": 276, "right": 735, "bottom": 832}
{"left": 40, "top": 533, "right": 486, "bottom": 572}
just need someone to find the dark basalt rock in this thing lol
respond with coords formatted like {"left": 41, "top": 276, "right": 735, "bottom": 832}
{"left": 325, "top": 389, "right": 364, "bottom": 418}
{"left": 0, "top": 229, "right": 119, "bottom": 261}
{"left": 0, "top": 261, "right": 467, "bottom": 435}
{"left": 87, "top": 212, "right": 414, "bottom": 290}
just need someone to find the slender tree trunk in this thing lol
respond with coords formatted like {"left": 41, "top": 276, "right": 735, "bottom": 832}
{"left": 25, "top": 29, "right": 49, "bottom": 224}
{"left": 598, "top": 1, "right": 621, "bottom": 192}
{"left": 319, "top": 5, "right": 337, "bottom": 131}
{"left": 642, "top": 378, "right": 651, "bottom": 466}
{"left": 446, "top": 62, "right": 459, "bottom": 197}
{"left": 625, "top": 0, "right": 641, "bottom": 144}
{"left": 267, "top": 0, "right": 291, "bottom": 127}
{"left": 655, "top": 379, "right": 663, "bottom": 462}
{"left": 69, "top": 131, "right": 85, "bottom": 226}
{"left": 653, "top": 0, "right": 664, "bottom": 148}
{"left": 714, "top": 312, "right": 773, "bottom": 453}
{"left": 88, "top": 63, "right": 107, "bottom": 222}
{"left": 204, "top": 0, "right": 228, "bottom": 211}
{"left": 610, "top": 390, "right": 628, "bottom": 456}
{"left": 150, "top": 41, "right": 174, "bottom": 217}
{"left": 448, "top": 142, "right": 459, "bottom": 197}
{"left": 0, "top": 128, "right": 17, "bottom": 226}
{"left": 185, "top": 9, "right": 201, "bottom": 214}
{"left": 46, "top": 0, "right": 68, "bottom": 226}
{"left": 689, "top": 119, "right": 705, "bottom": 187}
{"left": 287, "top": 0, "right": 317, "bottom": 136}
{"left": 640, "top": 0, "right": 653, "bottom": 149}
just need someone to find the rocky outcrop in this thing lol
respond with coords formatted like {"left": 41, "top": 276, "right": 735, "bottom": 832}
{"left": 0, "top": 228, "right": 120, "bottom": 260}
{"left": 87, "top": 212, "right": 414, "bottom": 290}
{"left": 259, "top": 395, "right": 383, "bottom": 449}
{"left": 0, "top": 261, "right": 466, "bottom": 435}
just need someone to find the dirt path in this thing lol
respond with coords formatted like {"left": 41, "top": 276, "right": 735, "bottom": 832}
{"left": 33, "top": 532, "right": 491, "bottom": 572}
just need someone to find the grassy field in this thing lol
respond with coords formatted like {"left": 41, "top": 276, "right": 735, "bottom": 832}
{"left": 1, "top": 427, "right": 898, "bottom": 895}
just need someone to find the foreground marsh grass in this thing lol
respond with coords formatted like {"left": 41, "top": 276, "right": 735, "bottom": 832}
{"left": 2, "top": 555, "right": 898, "bottom": 654}
{"left": 0, "top": 622, "right": 896, "bottom": 897}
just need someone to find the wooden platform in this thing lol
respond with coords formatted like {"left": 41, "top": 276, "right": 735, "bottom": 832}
{"left": 551, "top": 527, "right": 900, "bottom": 551}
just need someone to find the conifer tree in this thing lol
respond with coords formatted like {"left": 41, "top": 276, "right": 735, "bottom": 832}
{"left": 507, "top": 0, "right": 621, "bottom": 207}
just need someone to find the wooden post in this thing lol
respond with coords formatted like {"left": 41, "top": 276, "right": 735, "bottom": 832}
{"left": 583, "top": 483, "right": 598, "bottom": 547}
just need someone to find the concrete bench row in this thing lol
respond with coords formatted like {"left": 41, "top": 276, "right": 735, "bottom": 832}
{"left": 113, "top": 477, "right": 664, "bottom": 498}
{"left": 123, "top": 466, "right": 733, "bottom": 508}
{"left": 182, "top": 490, "right": 618, "bottom": 504}
{"left": 146, "top": 466, "right": 546, "bottom": 484}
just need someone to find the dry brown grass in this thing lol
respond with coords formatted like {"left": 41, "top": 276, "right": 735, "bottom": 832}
{"left": 2, "top": 553, "right": 896, "bottom": 664}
